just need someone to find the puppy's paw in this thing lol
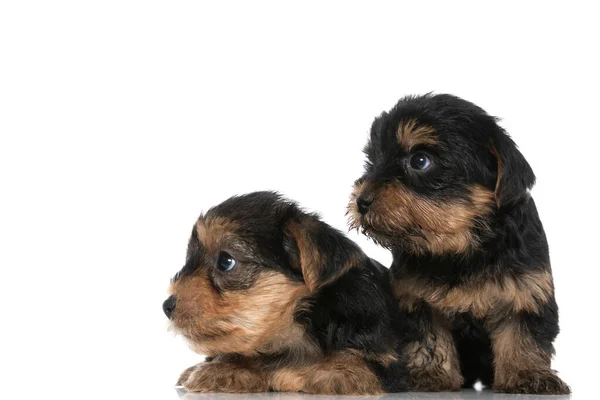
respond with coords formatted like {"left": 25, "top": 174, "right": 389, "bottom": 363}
{"left": 180, "top": 362, "right": 268, "bottom": 393}
{"left": 495, "top": 370, "right": 570, "bottom": 395}
{"left": 409, "top": 370, "right": 463, "bottom": 392}
{"left": 176, "top": 364, "right": 202, "bottom": 386}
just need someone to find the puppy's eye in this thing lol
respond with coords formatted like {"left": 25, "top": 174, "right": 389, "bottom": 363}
{"left": 408, "top": 153, "right": 432, "bottom": 171}
{"left": 216, "top": 252, "right": 236, "bottom": 271}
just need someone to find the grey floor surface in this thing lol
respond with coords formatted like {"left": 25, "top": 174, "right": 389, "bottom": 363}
{"left": 176, "top": 389, "right": 571, "bottom": 400}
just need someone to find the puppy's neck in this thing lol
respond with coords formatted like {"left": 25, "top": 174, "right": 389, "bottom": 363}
{"left": 256, "top": 319, "right": 321, "bottom": 364}
{"left": 253, "top": 294, "right": 321, "bottom": 363}
{"left": 390, "top": 197, "right": 549, "bottom": 283}
{"left": 391, "top": 249, "right": 482, "bottom": 283}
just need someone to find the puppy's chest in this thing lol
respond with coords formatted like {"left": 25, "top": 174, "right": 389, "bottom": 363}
{"left": 393, "top": 269, "right": 553, "bottom": 319}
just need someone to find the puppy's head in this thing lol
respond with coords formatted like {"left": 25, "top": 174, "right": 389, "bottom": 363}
{"left": 348, "top": 94, "right": 535, "bottom": 255}
{"left": 165, "top": 191, "right": 363, "bottom": 356}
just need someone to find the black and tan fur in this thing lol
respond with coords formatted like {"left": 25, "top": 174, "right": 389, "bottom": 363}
{"left": 349, "top": 94, "right": 570, "bottom": 394}
{"left": 164, "top": 192, "right": 413, "bottom": 394}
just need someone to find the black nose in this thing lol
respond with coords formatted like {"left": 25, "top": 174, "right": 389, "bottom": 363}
{"left": 356, "top": 195, "right": 374, "bottom": 214}
{"left": 163, "top": 295, "right": 176, "bottom": 319}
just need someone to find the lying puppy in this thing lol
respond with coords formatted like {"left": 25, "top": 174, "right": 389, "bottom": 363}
{"left": 348, "top": 94, "right": 570, "bottom": 394}
{"left": 163, "top": 191, "right": 412, "bottom": 394}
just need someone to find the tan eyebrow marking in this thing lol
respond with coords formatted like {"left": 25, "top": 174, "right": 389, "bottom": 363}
{"left": 397, "top": 118, "right": 437, "bottom": 151}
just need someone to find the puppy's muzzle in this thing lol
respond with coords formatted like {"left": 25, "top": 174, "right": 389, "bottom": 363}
{"left": 356, "top": 194, "right": 374, "bottom": 214}
{"left": 163, "top": 295, "right": 177, "bottom": 319}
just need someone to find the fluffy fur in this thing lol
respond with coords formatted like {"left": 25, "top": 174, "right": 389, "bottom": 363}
{"left": 348, "top": 93, "right": 570, "bottom": 394}
{"left": 165, "top": 191, "right": 413, "bottom": 394}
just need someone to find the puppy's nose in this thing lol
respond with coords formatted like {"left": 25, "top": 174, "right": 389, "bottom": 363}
{"left": 356, "top": 195, "right": 374, "bottom": 214}
{"left": 163, "top": 295, "right": 177, "bottom": 319}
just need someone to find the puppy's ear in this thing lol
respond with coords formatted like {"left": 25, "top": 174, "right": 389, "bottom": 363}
{"left": 284, "top": 215, "right": 361, "bottom": 292}
{"left": 186, "top": 223, "right": 200, "bottom": 259}
{"left": 489, "top": 131, "right": 536, "bottom": 207}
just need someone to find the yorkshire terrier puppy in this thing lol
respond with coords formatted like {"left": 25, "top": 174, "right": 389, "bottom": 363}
{"left": 348, "top": 94, "right": 570, "bottom": 394}
{"left": 164, "top": 191, "right": 413, "bottom": 394}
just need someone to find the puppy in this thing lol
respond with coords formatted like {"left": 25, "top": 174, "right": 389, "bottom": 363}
{"left": 348, "top": 94, "right": 570, "bottom": 394}
{"left": 164, "top": 191, "right": 412, "bottom": 394}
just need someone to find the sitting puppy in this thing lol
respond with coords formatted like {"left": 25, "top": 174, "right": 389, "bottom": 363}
{"left": 348, "top": 94, "right": 570, "bottom": 394}
{"left": 163, "top": 191, "right": 412, "bottom": 394}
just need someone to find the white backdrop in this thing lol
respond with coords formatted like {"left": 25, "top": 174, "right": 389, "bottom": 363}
{"left": 1, "top": 2, "right": 598, "bottom": 399}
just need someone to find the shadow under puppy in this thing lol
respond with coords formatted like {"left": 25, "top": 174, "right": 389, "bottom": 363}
{"left": 348, "top": 94, "right": 570, "bottom": 394}
{"left": 164, "top": 191, "right": 413, "bottom": 394}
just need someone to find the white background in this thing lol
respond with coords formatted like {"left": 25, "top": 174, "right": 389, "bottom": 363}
{"left": 1, "top": 2, "right": 598, "bottom": 399}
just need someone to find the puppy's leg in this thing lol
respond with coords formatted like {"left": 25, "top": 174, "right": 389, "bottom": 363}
{"left": 176, "top": 364, "right": 197, "bottom": 386}
{"left": 403, "top": 304, "right": 463, "bottom": 391}
{"left": 270, "top": 351, "right": 385, "bottom": 395}
{"left": 488, "top": 303, "right": 570, "bottom": 394}
{"left": 179, "top": 357, "right": 269, "bottom": 393}
{"left": 176, "top": 357, "right": 214, "bottom": 386}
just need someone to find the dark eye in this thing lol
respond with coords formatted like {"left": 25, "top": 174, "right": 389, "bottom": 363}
{"left": 216, "top": 252, "right": 236, "bottom": 271}
{"left": 408, "top": 153, "right": 432, "bottom": 171}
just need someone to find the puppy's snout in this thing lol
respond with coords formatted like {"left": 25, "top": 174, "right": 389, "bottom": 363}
{"left": 163, "top": 295, "right": 177, "bottom": 319}
{"left": 356, "top": 194, "right": 374, "bottom": 214}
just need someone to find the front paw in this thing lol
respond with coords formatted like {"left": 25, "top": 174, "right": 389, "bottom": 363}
{"left": 409, "top": 371, "right": 463, "bottom": 392}
{"left": 176, "top": 364, "right": 201, "bottom": 386}
{"left": 179, "top": 362, "right": 268, "bottom": 393}
{"left": 495, "top": 370, "right": 570, "bottom": 395}
{"left": 409, "top": 368, "right": 464, "bottom": 392}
